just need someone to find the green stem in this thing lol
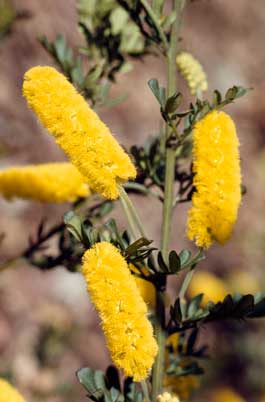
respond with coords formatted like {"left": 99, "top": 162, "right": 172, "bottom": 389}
{"left": 119, "top": 185, "right": 147, "bottom": 239}
{"left": 0, "top": 256, "right": 26, "bottom": 273}
{"left": 152, "top": 0, "right": 164, "bottom": 17}
{"left": 124, "top": 182, "right": 163, "bottom": 202}
{"left": 140, "top": 0, "right": 168, "bottom": 49}
{"left": 179, "top": 247, "right": 204, "bottom": 299}
{"left": 119, "top": 189, "right": 138, "bottom": 240}
{"left": 152, "top": 0, "right": 186, "bottom": 399}
{"left": 141, "top": 380, "right": 151, "bottom": 402}
{"left": 179, "top": 269, "right": 195, "bottom": 299}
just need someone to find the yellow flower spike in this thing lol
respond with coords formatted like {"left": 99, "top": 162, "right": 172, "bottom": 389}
{"left": 23, "top": 66, "right": 136, "bottom": 200}
{"left": 134, "top": 276, "right": 156, "bottom": 309}
{"left": 82, "top": 242, "right": 158, "bottom": 381}
{"left": 228, "top": 271, "right": 260, "bottom": 295}
{"left": 164, "top": 376, "right": 200, "bottom": 401}
{"left": 157, "top": 392, "right": 179, "bottom": 402}
{"left": 176, "top": 52, "right": 208, "bottom": 95}
{"left": 0, "top": 379, "right": 26, "bottom": 402}
{"left": 187, "top": 110, "right": 241, "bottom": 248}
{"left": 188, "top": 271, "right": 229, "bottom": 307}
{"left": 129, "top": 264, "right": 156, "bottom": 309}
{"left": 0, "top": 163, "right": 89, "bottom": 203}
{"left": 211, "top": 387, "right": 246, "bottom": 402}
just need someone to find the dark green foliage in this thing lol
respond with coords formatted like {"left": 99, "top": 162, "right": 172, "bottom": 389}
{"left": 148, "top": 78, "right": 250, "bottom": 144}
{"left": 77, "top": 366, "right": 143, "bottom": 402}
{"left": 165, "top": 329, "right": 206, "bottom": 381}
{"left": 22, "top": 200, "right": 113, "bottom": 272}
{"left": 168, "top": 293, "right": 265, "bottom": 334}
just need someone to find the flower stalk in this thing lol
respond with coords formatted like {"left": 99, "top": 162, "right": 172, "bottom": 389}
{"left": 152, "top": 0, "right": 186, "bottom": 399}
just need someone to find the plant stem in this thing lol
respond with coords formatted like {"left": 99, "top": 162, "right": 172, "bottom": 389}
{"left": 152, "top": 0, "right": 164, "bottom": 17}
{"left": 119, "top": 185, "right": 147, "bottom": 239}
{"left": 179, "top": 268, "right": 195, "bottom": 299}
{"left": 119, "top": 189, "right": 138, "bottom": 240}
{"left": 140, "top": 0, "right": 168, "bottom": 49}
{"left": 179, "top": 247, "right": 204, "bottom": 299}
{"left": 152, "top": 0, "right": 186, "bottom": 399}
{"left": 0, "top": 256, "right": 26, "bottom": 273}
{"left": 141, "top": 380, "right": 151, "bottom": 402}
{"left": 124, "top": 182, "right": 163, "bottom": 202}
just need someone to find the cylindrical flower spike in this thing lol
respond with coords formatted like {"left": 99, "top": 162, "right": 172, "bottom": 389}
{"left": 0, "top": 162, "right": 89, "bottom": 203}
{"left": 211, "top": 388, "right": 246, "bottom": 402}
{"left": 134, "top": 276, "right": 156, "bottom": 309}
{"left": 129, "top": 264, "right": 156, "bottom": 309}
{"left": 188, "top": 271, "right": 229, "bottom": 307}
{"left": 23, "top": 66, "right": 136, "bottom": 200}
{"left": 0, "top": 379, "right": 26, "bottom": 402}
{"left": 176, "top": 52, "right": 208, "bottom": 95}
{"left": 157, "top": 392, "right": 179, "bottom": 402}
{"left": 187, "top": 111, "right": 241, "bottom": 248}
{"left": 82, "top": 242, "right": 158, "bottom": 381}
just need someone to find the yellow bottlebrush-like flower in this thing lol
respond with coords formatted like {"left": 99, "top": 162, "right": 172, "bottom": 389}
{"left": 23, "top": 66, "right": 136, "bottom": 200}
{"left": 129, "top": 264, "right": 156, "bottom": 309}
{"left": 157, "top": 392, "right": 179, "bottom": 402}
{"left": 228, "top": 271, "right": 260, "bottom": 295}
{"left": 211, "top": 387, "right": 246, "bottom": 402}
{"left": 188, "top": 271, "right": 229, "bottom": 307}
{"left": 134, "top": 276, "right": 156, "bottom": 309}
{"left": 82, "top": 242, "right": 158, "bottom": 381}
{"left": 164, "top": 334, "right": 200, "bottom": 400}
{"left": 187, "top": 110, "right": 241, "bottom": 248}
{"left": 0, "top": 379, "right": 26, "bottom": 402}
{"left": 176, "top": 52, "right": 208, "bottom": 95}
{"left": 0, "top": 163, "right": 89, "bottom": 203}
{"left": 164, "top": 375, "right": 200, "bottom": 401}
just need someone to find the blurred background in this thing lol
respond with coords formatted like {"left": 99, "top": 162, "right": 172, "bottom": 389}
{"left": 0, "top": 0, "right": 265, "bottom": 401}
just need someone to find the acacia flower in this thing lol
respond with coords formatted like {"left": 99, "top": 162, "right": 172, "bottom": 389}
{"left": 157, "top": 392, "right": 179, "bottom": 402}
{"left": 23, "top": 66, "right": 136, "bottom": 200}
{"left": 82, "top": 242, "right": 158, "bottom": 381}
{"left": 187, "top": 110, "right": 241, "bottom": 248}
{"left": 188, "top": 271, "right": 229, "bottom": 307}
{"left": 211, "top": 388, "right": 246, "bottom": 402}
{"left": 176, "top": 52, "right": 208, "bottom": 95}
{"left": 0, "top": 379, "right": 26, "bottom": 402}
{"left": 134, "top": 276, "right": 156, "bottom": 309}
{"left": 0, "top": 162, "right": 89, "bottom": 203}
{"left": 129, "top": 264, "right": 156, "bottom": 309}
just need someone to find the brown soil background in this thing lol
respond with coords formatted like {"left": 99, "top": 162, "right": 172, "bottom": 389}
{"left": 0, "top": 1, "right": 265, "bottom": 401}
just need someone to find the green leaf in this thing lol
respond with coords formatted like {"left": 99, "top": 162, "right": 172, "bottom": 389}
{"left": 64, "top": 211, "right": 83, "bottom": 242}
{"left": 212, "top": 89, "right": 222, "bottom": 106}
{"left": 135, "top": 391, "right": 143, "bottom": 402}
{"left": 187, "top": 294, "right": 204, "bottom": 317}
{"left": 54, "top": 34, "right": 66, "bottom": 63}
{"left": 165, "top": 92, "right": 182, "bottom": 114}
{"left": 225, "top": 86, "right": 238, "bottom": 101}
{"left": 94, "top": 370, "right": 107, "bottom": 392}
{"left": 125, "top": 237, "right": 153, "bottom": 256}
{"left": 159, "top": 87, "right": 166, "bottom": 109}
{"left": 234, "top": 86, "right": 250, "bottom": 98}
{"left": 157, "top": 251, "right": 169, "bottom": 272}
{"left": 249, "top": 297, "right": 265, "bottom": 318}
{"left": 168, "top": 250, "right": 181, "bottom": 273}
{"left": 110, "top": 7, "right": 128, "bottom": 35}
{"left": 161, "top": 11, "right": 176, "bottom": 29}
{"left": 148, "top": 79, "right": 164, "bottom": 106}
{"left": 77, "top": 367, "right": 105, "bottom": 400}
{"left": 179, "top": 249, "right": 191, "bottom": 266}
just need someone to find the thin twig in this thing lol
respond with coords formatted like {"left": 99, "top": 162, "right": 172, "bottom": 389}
{"left": 140, "top": 0, "right": 168, "bottom": 49}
